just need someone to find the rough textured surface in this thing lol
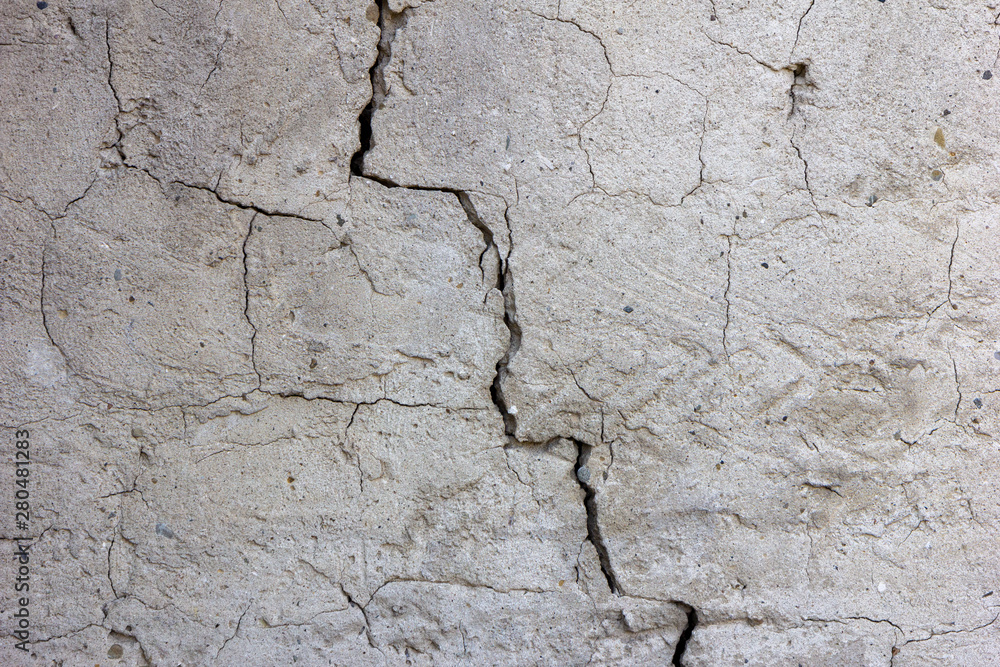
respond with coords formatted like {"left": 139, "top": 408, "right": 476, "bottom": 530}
{"left": 2, "top": 0, "right": 999, "bottom": 664}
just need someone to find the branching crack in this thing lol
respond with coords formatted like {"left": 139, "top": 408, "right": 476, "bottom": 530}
{"left": 457, "top": 192, "right": 495, "bottom": 283}
{"left": 896, "top": 612, "right": 1000, "bottom": 659}
{"left": 680, "top": 100, "right": 709, "bottom": 205}
{"left": 216, "top": 604, "right": 251, "bottom": 658}
{"left": 790, "top": 132, "right": 821, "bottom": 218}
{"left": 201, "top": 31, "right": 230, "bottom": 90}
{"left": 529, "top": 8, "right": 613, "bottom": 198}
{"left": 340, "top": 583, "right": 381, "bottom": 652}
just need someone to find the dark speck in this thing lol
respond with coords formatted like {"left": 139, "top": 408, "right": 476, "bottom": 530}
{"left": 37, "top": 1, "right": 47, "bottom": 8}
{"left": 984, "top": 70, "right": 993, "bottom": 80}
{"left": 974, "top": 397, "right": 983, "bottom": 408}
{"left": 336, "top": 214, "right": 346, "bottom": 227}
{"left": 623, "top": 306, "right": 633, "bottom": 313}
{"left": 114, "top": 268, "right": 122, "bottom": 281}
{"left": 782, "top": 415, "right": 788, "bottom": 421}
{"left": 943, "top": 109, "right": 950, "bottom": 116}
{"left": 761, "top": 262, "right": 769, "bottom": 268}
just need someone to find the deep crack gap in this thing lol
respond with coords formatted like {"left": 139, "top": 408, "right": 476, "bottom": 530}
{"left": 343, "top": 5, "right": 704, "bottom": 654}
{"left": 350, "top": 101, "right": 374, "bottom": 177}
{"left": 351, "top": 0, "right": 396, "bottom": 177}
{"left": 672, "top": 606, "right": 698, "bottom": 666}
{"left": 574, "top": 439, "right": 621, "bottom": 595}
{"left": 347, "top": 0, "right": 518, "bottom": 436}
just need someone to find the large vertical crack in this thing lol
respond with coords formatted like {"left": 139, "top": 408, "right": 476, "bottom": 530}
{"left": 242, "top": 213, "right": 262, "bottom": 388}
{"left": 573, "top": 439, "right": 621, "bottom": 595}
{"left": 671, "top": 605, "right": 699, "bottom": 666}
{"left": 456, "top": 192, "right": 494, "bottom": 284}
{"left": 458, "top": 194, "right": 521, "bottom": 436}
{"left": 346, "top": 1, "right": 633, "bottom": 634}
{"left": 348, "top": 0, "right": 519, "bottom": 437}
{"left": 104, "top": 17, "right": 127, "bottom": 162}
{"left": 350, "top": 0, "right": 404, "bottom": 177}
{"left": 348, "top": 3, "right": 611, "bottom": 622}
{"left": 489, "top": 205, "right": 520, "bottom": 437}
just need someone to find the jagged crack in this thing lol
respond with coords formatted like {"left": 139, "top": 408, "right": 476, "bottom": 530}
{"left": 672, "top": 605, "right": 698, "bottom": 666}
{"left": 351, "top": 0, "right": 404, "bottom": 177}
{"left": 574, "top": 439, "right": 621, "bottom": 595}
{"left": 346, "top": 1, "right": 519, "bottom": 436}
{"left": 242, "top": 213, "right": 262, "bottom": 388}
